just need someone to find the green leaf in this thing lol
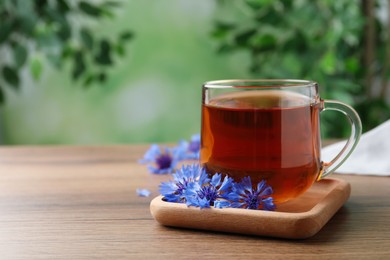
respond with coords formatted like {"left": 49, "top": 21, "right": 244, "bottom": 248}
{"left": 80, "top": 28, "right": 94, "bottom": 49}
{"left": 100, "top": 8, "right": 114, "bottom": 18}
{"left": 0, "top": 85, "right": 4, "bottom": 104}
{"left": 245, "top": 0, "right": 273, "bottom": 10}
{"left": 19, "top": 15, "right": 38, "bottom": 36}
{"left": 57, "top": 21, "right": 71, "bottom": 41}
{"left": 215, "top": 21, "right": 236, "bottom": 31}
{"left": 115, "top": 43, "right": 125, "bottom": 56}
{"left": 345, "top": 57, "right": 359, "bottom": 74}
{"left": 0, "top": 20, "right": 13, "bottom": 44}
{"left": 283, "top": 31, "right": 308, "bottom": 52}
{"left": 72, "top": 51, "right": 86, "bottom": 80}
{"left": 61, "top": 44, "right": 74, "bottom": 59}
{"left": 234, "top": 28, "right": 257, "bottom": 47}
{"left": 33, "top": 0, "right": 48, "bottom": 14}
{"left": 250, "top": 34, "right": 277, "bottom": 51}
{"left": 119, "top": 31, "right": 134, "bottom": 41}
{"left": 57, "top": 0, "right": 70, "bottom": 13}
{"left": 217, "top": 44, "right": 236, "bottom": 54}
{"left": 98, "top": 72, "right": 107, "bottom": 82}
{"left": 94, "top": 39, "right": 112, "bottom": 66}
{"left": 102, "top": 1, "right": 121, "bottom": 8}
{"left": 78, "top": 2, "right": 102, "bottom": 16}
{"left": 15, "top": 0, "right": 37, "bottom": 36}
{"left": 43, "top": 13, "right": 71, "bottom": 45}
{"left": 2, "top": 66, "right": 20, "bottom": 88}
{"left": 320, "top": 51, "right": 336, "bottom": 75}
{"left": 83, "top": 74, "right": 96, "bottom": 87}
{"left": 30, "top": 57, "right": 43, "bottom": 80}
{"left": 14, "top": 44, "right": 28, "bottom": 68}
{"left": 211, "top": 21, "right": 235, "bottom": 39}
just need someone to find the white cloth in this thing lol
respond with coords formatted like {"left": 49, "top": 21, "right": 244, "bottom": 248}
{"left": 321, "top": 119, "right": 390, "bottom": 176}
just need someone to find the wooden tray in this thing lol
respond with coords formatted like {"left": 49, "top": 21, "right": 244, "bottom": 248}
{"left": 150, "top": 178, "right": 350, "bottom": 239}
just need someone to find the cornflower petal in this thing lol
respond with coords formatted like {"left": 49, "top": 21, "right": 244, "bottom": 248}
{"left": 164, "top": 193, "right": 182, "bottom": 203}
{"left": 183, "top": 182, "right": 201, "bottom": 198}
{"left": 157, "top": 163, "right": 273, "bottom": 211}
{"left": 136, "top": 188, "right": 151, "bottom": 197}
{"left": 140, "top": 144, "right": 181, "bottom": 174}
{"left": 254, "top": 180, "right": 273, "bottom": 198}
{"left": 183, "top": 171, "right": 234, "bottom": 208}
{"left": 172, "top": 142, "right": 188, "bottom": 161}
{"left": 232, "top": 182, "right": 246, "bottom": 197}
{"left": 188, "top": 134, "right": 201, "bottom": 153}
{"left": 159, "top": 179, "right": 183, "bottom": 202}
{"left": 198, "top": 168, "right": 210, "bottom": 185}
{"left": 177, "top": 134, "right": 201, "bottom": 160}
{"left": 147, "top": 165, "right": 172, "bottom": 175}
{"left": 261, "top": 197, "right": 276, "bottom": 211}
{"left": 173, "top": 164, "right": 201, "bottom": 183}
{"left": 230, "top": 177, "right": 275, "bottom": 211}
{"left": 140, "top": 134, "right": 201, "bottom": 174}
{"left": 159, "top": 164, "right": 203, "bottom": 203}
{"left": 219, "top": 176, "right": 234, "bottom": 193}
{"left": 139, "top": 144, "right": 161, "bottom": 163}
{"left": 214, "top": 200, "right": 231, "bottom": 208}
{"left": 210, "top": 173, "right": 222, "bottom": 187}
{"left": 159, "top": 181, "right": 177, "bottom": 195}
{"left": 241, "top": 176, "right": 253, "bottom": 193}
{"left": 186, "top": 195, "right": 210, "bottom": 208}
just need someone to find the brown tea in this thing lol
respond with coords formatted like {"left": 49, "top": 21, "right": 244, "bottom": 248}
{"left": 200, "top": 90, "right": 322, "bottom": 203}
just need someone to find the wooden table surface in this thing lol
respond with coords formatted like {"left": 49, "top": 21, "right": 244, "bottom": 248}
{"left": 0, "top": 145, "right": 389, "bottom": 259}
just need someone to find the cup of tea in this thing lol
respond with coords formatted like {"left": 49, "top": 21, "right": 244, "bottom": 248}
{"left": 200, "top": 79, "right": 361, "bottom": 203}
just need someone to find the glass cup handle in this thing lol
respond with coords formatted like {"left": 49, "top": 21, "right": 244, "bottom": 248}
{"left": 319, "top": 100, "right": 362, "bottom": 179}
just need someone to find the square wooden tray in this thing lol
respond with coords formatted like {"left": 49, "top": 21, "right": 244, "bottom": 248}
{"left": 150, "top": 178, "right": 350, "bottom": 239}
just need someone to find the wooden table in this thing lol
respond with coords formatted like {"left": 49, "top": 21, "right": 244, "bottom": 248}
{"left": 0, "top": 145, "right": 389, "bottom": 259}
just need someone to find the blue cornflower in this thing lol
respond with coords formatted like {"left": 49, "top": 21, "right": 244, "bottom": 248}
{"left": 159, "top": 164, "right": 204, "bottom": 203}
{"left": 188, "top": 134, "right": 201, "bottom": 154}
{"left": 230, "top": 177, "right": 275, "bottom": 211}
{"left": 185, "top": 173, "right": 234, "bottom": 209}
{"left": 178, "top": 134, "right": 201, "bottom": 160}
{"left": 139, "top": 144, "right": 185, "bottom": 174}
{"left": 136, "top": 188, "right": 151, "bottom": 197}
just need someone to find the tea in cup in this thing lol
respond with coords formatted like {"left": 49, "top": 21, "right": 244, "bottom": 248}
{"left": 200, "top": 80, "right": 361, "bottom": 203}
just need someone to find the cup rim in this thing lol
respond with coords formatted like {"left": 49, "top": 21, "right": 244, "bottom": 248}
{"left": 203, "top": 79, "right": 317, "bottom": 89}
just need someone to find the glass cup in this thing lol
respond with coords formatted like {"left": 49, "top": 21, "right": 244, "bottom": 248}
{"left": 200, "top": 79, "right": 361, "bottom": 203}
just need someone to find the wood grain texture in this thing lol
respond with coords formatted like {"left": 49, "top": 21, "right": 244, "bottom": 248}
{"left": 0, "top": 145, "right": 389, "bottom": 259}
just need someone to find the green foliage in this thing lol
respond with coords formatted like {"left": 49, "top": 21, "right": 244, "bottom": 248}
{"left": 212, "top": 0, "right": 390, "bottom": 137}
{"left": 0, "top": 0, "right": 133, "bottom": 103}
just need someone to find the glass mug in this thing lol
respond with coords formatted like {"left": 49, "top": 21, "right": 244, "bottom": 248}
{"left": 200, "top": 79, "right": 362, "bottom": 203}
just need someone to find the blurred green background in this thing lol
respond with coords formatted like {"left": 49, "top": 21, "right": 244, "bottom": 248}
{"left": 0, "top": 0, "right": 389, "bottom": 145}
